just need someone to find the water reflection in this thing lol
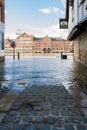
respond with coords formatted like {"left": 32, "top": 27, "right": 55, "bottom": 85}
{"left": 0, "top": 56, "right": 87, "bottom": 89}
{"left": 0, "top": 56, "right": 87, "bottom": 114}
{"left": 0, "top": 61, "right": 5, "bottom": 81}
{"left": 0, "top": 61, "right": 11, "bottom": 99}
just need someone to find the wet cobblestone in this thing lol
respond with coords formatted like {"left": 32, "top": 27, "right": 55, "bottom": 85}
{"left": 64, "top": 124, "right": 74, "bottom": 130}
{"left": 76, "top": 124, "right": 87, "bottom": 130}
{"left": 23, "top": 116, "right": 32, "bottom": 123}
{"left": 26, "top": 125, "right": 37, "bottom": 130}
{"left": 12, "top": 124, "right": 24, "bottom": 130}
{"left": 0, "top": 113, "right": 6, "bottom": 123}
{"left": 0, "top": 124, "right": 10, "bottom": 130}
{"left": 0, "top": 86, "right": 10, "bottom": 99}
{"left": 52, "top": 125, "right": 64, "bottom": 130}
{"left": 0, "top": 83, "right": 87, "bottom": 129}
{"left": 39, "top": 124, "right": 50, "bottom": 130}
{"left": 47, "top": 116, "right": 57, "bottom": 124}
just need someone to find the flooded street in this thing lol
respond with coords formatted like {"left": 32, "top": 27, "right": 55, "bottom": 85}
{"left": 0, "top": 56, "right": 87, "bottom": 129}
{"left": 0, "top": 56, "right": 79, "bottom": 85}
{"left": 0, "top": 56, "right": 87, "bottom": 111}
{"left": 0, "top": 55, "right": 87, "bottom": 89}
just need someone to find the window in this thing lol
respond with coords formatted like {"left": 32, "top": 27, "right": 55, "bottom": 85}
{"left": 44, "top": 43, "right": 46, "bottom": 47}
{"left": 72, "top": 1, "right": 74, "bottom": 22}
{"left": 0, "top": 6, "right": 1, "bottom": 22}
{"left": 48, "top": 43, "right": 50, "bottom": 47}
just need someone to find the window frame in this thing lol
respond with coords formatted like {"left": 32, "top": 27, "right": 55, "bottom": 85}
{"left": 0, "top": 5, "right": 2, "bottom": 22}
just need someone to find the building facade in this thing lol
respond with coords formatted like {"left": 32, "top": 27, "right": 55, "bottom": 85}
{"left": 16, "top": 33, "right": 33, "bottom": 55}
{"left": 61, "top": 0, "right": 87, "bottom": 64}
{"left": 0, "top": 0, "right": 5, "bottom": 61}
{"left": 5, "top": 33, "right": 73, "bottom": 56}
{"left": 33, "top": 37, "right": 42, "bottom": 53}
{"left": 51, "top": 38, "right": 72, "bottom": 53}
{"left": 41, "top": 35, "right": 52, "bottom": 53}
{"left": 5, "top": 39, "right": 16, "bottom": 55}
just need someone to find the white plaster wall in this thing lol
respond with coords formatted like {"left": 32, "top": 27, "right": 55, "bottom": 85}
{"left": 68, "top": 0, "right": 87, "bottom": 33}
{"left": 68, "top": 0, "right": 78, "bottom": 33}
{"left": 78, "top": 1, "right": 87, "bottom": 21}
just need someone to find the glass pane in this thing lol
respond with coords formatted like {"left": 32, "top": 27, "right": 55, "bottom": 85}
{"left": 0, "top": 6, "right": 1, "bottom": 22}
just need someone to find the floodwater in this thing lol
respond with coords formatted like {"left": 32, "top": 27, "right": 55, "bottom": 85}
{"left": 0, "top": 55, "right": 87, "bottom": 114}
{"left": 0, "top": 55, "right": 75, "bottom": 87}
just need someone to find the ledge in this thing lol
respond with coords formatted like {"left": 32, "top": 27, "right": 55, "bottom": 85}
{"left": 68, "top": 17, "right": 87, "bottom": 40}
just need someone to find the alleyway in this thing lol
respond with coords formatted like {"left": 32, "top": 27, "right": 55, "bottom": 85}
{"left": 0, "top": 56, "right": 87, "bottom": 130}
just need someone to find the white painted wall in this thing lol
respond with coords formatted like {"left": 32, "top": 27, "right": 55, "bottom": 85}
{"left": 78, "top": 0, "right": 87, "bottom": 22}
{"left": 68, "top": 0, "right": 87, "bottom": 33}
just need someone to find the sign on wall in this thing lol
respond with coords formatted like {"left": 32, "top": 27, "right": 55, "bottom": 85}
{"left": 59, "top": 19, "right": 68, "bottom": 29}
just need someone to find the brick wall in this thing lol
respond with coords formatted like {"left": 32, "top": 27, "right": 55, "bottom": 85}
{"left": 74, "top": 31, "right": 87, "bottom": 64}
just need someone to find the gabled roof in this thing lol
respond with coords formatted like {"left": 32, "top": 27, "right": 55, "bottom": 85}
{"left": 51, "top": 37, "right": 64, "bottom": 41}
{"left": 5, "top": 39, "right": 15, "bottom": 43}
{"left": 17, "top": 32, "right": 33, "bottom": 39}
{"left": 33, "top": 37, "right": 42, "bottom": 41}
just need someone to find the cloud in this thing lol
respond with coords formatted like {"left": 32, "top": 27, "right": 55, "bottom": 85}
{"left": 5, "top": 23, "right": 68, "bottom": 39}
{"left": 5, "top": 10, "right": 8, "bottom": 14}
{"left": 39, "top": 8, "right": 51, "bottom": 14}
{"left": 53, "top": 7, "right": 59, "bottom": 13}
{"left": 38, "top": 7, "right": 65, "bottom": 17}
{"left": 5, "top": 33, "right": 16, "bottom": 39}
{"left": 60, "top": 10, "right": 65, "bottom": 16}
{"left": 39, "top": 7, "right": 59, "bottom": 14}
{"left": 48, "top": 23, "right": 68, "bottom": 39}
{"left": 61, "top": 0, "right": 66, "bottom": 8}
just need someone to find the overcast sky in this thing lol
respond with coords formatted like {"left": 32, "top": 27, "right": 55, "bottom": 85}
{"left": 5, "top": 0, "right": 68, "bottom": 39}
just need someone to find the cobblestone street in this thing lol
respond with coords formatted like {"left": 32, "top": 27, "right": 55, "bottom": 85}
{"left": 0, "top": 0, "right": 87, "bottom": 129}
{"left": 0, "top": 82, "right": 87, "bottom": 130}
{"left": 0, "top": 57, "right": 87, "bottom": 130}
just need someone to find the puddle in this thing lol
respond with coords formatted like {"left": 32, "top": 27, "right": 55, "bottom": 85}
{"left": 11, "top": 80, "right": 29, "bottom": 92}
{"left": 26, "top": 104, "right": 34, "bottom": 110}
{"left": 17, "top": 80, "right": 29, "bottom": 86}
{"left": 0, "top": 81, "right": 9, "bottom": 88}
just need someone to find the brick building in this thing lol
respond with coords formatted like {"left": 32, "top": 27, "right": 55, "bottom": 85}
{"left": 33, "top": 35, "right": 73, "bottom": 54}
{"left": 41, "top": 35, "right": 52, "bottom": 53}
{"left": 51, "top": 38, "right": 71, "bottom": 53}
{"left": 5, "top": 39, "right": 16, "bottom": 55}
{"left": 5, "top": 33, "right": 73, "bottom": 56}
{"left": 0, "top": 0, "right": 5, "bottom": 61}
{"left": 16, "top": 33, "right": 33, "bottom": 55}
{"left": 33, "top": 37, "right": 42, "bottom": 53}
